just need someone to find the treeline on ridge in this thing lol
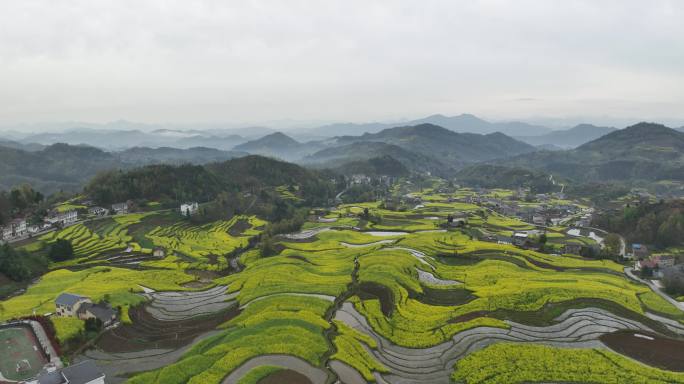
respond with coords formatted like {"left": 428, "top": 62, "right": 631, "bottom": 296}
{"left": 85, "top": 155, "right": 339, "bottom": 209}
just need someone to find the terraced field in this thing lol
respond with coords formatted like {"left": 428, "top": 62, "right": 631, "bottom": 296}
{"left": 25, "top": 213, "right": 265, "bottom": 271}
{"left": 112, "top": 193, "right": 684, "bottom": 384}
{"left": 4, "top": 189, "right": 684, "bottom": 384}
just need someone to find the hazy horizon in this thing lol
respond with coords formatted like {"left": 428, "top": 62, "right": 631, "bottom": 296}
{"left": 1, "top": 1, "right": 683, "bottom": 129}
{"left": 1, "top": 114, "right": 683, "bottom": 136}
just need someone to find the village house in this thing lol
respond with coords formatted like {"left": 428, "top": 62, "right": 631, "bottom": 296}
{"left": 350, "top": 174, "right": 371, "bottom": 185}
{"left": 575, "top": 214, "right": 593, "bottom": 227}
{"left": 78, "top": 302, "right": 118, "bottom": 327}
{"left": 35, "top": 360, "right": 105, "bottom": 384}
{"left": 0, "top": 225, "right": 11, "bottom": 241}
{"left": 46, "top": 210, "right": 78, "bottom": 226}
{"left": 180, "top": 202, "right": 199, "bottom": 216}
{"left": 6, "top": 218, "right": 28, "bottom": 238}
{"left": 28, "top": 224, "right": 42, "bottom": 234}
{"left": 153, "top": 247, "right": 166, "bottom": 258}
{"left": 55, "top": 293, "right": 92, "bottom": 318}
{"left": 532, "top": 214, "right": 547, "bottom": 226}
{"left": 656, "top": 255, "right": 676, "bottom": 269}
{"left": 88, "top": 206, "right": 109, "bottom": 216}
{"left": 54, "top": 293, "right": 118, "bottom": 327}
{"left": 111, "top": 201, "right": 131, "bottom": 215}
{"left": 631, "top": 244, "right": 650, "bottom": 259}
{"left": 512, "top": 231, "right": 530, "bottom": 247}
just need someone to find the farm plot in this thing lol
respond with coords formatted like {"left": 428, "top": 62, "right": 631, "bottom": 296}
{"left": 143, "top": 285, "right": 238, "bottom": 321}
{"left": 126, "top": 295, "right": 335, "bottom": 384}
{"left": 451, "top": 343, "right": 684, "bottom": 384}
{"left": 335, "top": 302, "right": 684, "bottom": 384}
{"left": 40, "top": 222, "right": 130, "bottom": 261}
{"left": 145, "top": 216, "right": 264, "bottom": 269}
{"left": 95, "top": 282, "right": 238, "bottom": 354}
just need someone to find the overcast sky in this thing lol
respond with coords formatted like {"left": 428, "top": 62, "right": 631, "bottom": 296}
{"left": 1, "top": 0, "right": 683, "bottom": 128}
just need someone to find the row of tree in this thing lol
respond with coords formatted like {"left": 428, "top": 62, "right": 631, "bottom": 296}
{"left": 594, "top": 200, "right": 684, "bottom": 248}
{"left": 0, "top": 240, "right": 73, "bottom": 282}
{"left": 0, "top": 185, "right": 46, "bottom": 226}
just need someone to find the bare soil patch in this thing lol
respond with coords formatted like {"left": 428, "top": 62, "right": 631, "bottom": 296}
{"left": 417, "top": 286, "right": 475, "bottom": 306}
{"left": 601, "top": 330, "right": 684, "bottom": 372}
{"left": 228, "top": 219, "right": 252, "bottom": 236}
{"left": 258, "top": 369, "right": 312, "bottom": 384}
{"left": 96, "top": 305, "right": 239, "bottom": 353}
{"left": 358, "top": 282, "right": 394, "bottom": 317}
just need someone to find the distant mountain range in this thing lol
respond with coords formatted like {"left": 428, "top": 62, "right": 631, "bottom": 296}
{"left": 1, "top": 114, "right": 642, "bottom": 152}
{"left": 14, "top": 128, "right": 252, "bottom": 151}
{"left": 235, "top": 124, "right": 537, "bottom": 174}
{"left": 515, "top": 124, "right": 617, "bottom": 148}
{"left": 0, "top": 143, "right": 245, "bottom": 194}
{"left": 498, "top": 123, "right": 684, "bottom": 182}
{"left": 302, "top": 141, "right": 447, "bottom": 175}
{"left": 302, "top": 113, "right": 552, "bottom": 137}
{"left": 233, "top": 132, "right": 312, "bottom": 161}
{"left": 331, "top": 124, "right": 536, "bottom": 165}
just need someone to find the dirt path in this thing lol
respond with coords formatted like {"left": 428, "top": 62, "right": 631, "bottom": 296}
{"left": 625, "top": 267, "right": 684, "bottom": 312}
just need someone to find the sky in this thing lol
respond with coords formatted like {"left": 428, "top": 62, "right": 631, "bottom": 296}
{"left": 1, "top": 0, "right": 683, "bottom": 129}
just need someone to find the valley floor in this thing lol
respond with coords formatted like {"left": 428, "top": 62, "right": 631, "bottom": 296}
{"left": 2, "top": 186, "right": 684, "bottom": 384}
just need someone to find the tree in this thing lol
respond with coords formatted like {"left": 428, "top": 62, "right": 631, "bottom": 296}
{"left": 84, "top": 317, "right": 103, "bottom": 333}
{"left": 603, "top": 234, "right": 622, "bottom": 260}
{"left": 539, "top": 233, "right": 547, "bottom": 245}
{"left": 48, "top": 239, "right": 74, "bottom": 262}
{"left": 0, "top": 244, "right": 31, "bottom": 281}
{"left": 662, "top": 267, "right": 684, "bottom": 296}
{"left": 259, "top": 236, "right": 277, "bottom": 257}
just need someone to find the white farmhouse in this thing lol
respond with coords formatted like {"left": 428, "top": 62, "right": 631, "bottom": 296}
{"left": 10, "top": 218, "right": 27, "bottom": 237}
{"left": 0, "top": 225, "right": 10, "bottom": 240}
{"left": 111, "top": 202, "right": 130, "bottom": 215}
{"left": 88, "top": 206, "right": 109, "bottom": 216}
{"left": 46, "top": 210, "right": 79, "bottom": 226}
{"left": 180, "top": 202, "right": 199, "bottom": 216}
{"left": 55, "top": 293, "right": 92, "bottom": 318}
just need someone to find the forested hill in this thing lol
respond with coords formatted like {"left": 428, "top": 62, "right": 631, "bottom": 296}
{"left": 303, "top": 141, "right": 447, "bottom": 175}
{"left": 454, "top": 164, "right": 556, "bottom": 193}
{"left": 334, "top": 123, "right": 536, "bottom": 164}
{"left": 233, "top": 132, "right": 308, "bottom": 160}
{"left": 497, "top": 123, "right": 684, "bottom": 183}
{"left": 0, "top": 143, "right": 245, "bottom": 194}
{"left": 332, "top": 155, "right": 409, "bottom": 177}
{"left": 85, "top": 155, "right": 337, "bottom": 207}
{"left": 594, "top": 199, "right": 684, "bottom": 247}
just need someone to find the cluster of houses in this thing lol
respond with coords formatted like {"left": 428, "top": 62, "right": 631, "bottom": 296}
{"left": 456, "top": 190, "right": 583, "bottom": 228}
{"left": 348, "top": 174, "right": 396, "bottom": 187}
{"left": 0, "top": 201, "right": 126, "bottom": 243}
{"left": 1, "top": 199, "right": 200, "bottom": 243}
{"left": 631, "top": 244, "right": 679, "bottom": 279}
{"left": 382, "top": 194, "right": 423, "bottom": 211}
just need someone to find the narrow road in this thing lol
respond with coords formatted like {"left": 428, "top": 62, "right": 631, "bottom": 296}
{"left": 625, "top": 267, "right": 684, "bottom": 312}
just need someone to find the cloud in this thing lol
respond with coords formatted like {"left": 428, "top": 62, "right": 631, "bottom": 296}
{"left": 0, "top": 0, "right": 682, "bottom": 125}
